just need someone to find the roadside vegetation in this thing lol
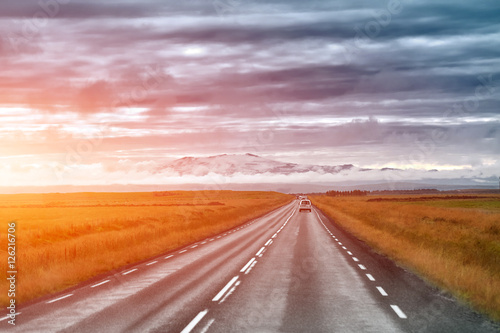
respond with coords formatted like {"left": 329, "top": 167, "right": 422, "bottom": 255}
{"left": 0, "top": 191, "right": 293, "bottom": 306}
{"left": 310, "top": 194, "right": 500, "bottom": 320}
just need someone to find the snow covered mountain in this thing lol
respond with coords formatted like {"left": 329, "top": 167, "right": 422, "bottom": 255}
{"left": 153, "top": 153, "right": 496, "bottom": 192}
{"left": 161, "top": 153, "right": 357, "bottom": 176}
{"left": 2, "top": 154, "right": 494, "bottom": 194}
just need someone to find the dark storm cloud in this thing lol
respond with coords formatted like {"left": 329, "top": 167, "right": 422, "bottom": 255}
{"left": 0, "top": 1, "right": 217, "bottom": 19}
{"left": 0, "top": 1, "right": 149, "bottom": 19}
{"left": 1, "top": 0, "right": 499, "bottom": 181}
{"left": 183, "top": 65, "right": 368, "bottom": 105}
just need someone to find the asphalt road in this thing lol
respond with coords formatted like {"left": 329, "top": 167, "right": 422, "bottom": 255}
{"left": 2, "top": 200, "right": 499, "bottom": 332}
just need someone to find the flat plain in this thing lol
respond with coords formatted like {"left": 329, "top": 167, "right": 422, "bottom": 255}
{"left": 310, "top": 193, "right": 500, "bottom": 320}
{"left": 0, "top": 190, "right": 293, "bottom": 306}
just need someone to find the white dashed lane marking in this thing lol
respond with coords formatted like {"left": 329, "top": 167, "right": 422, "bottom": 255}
{"left": 122, "top": 268, "right": 138, "bottom": 275}
{"left": 366, "top": 274, "right": 376, "bottom": 281}
{"left": 200, "top": 318, "right": 215, "bottom": 333}
{"left": 181, "top": 309, "right": 209, "bottom": 333}
{"left": 245, "top": 260, "right": 257, "bottom": 274}
{"left": 219, "top": 281, "right": 240, "bottom": 304}
{"left": 391, "top": 305, "right": 407, "bottom": 319}
{"left": 0, "top": 313, "right": 20, "bottom": 322}
{"left": 47, "top": 294, "right": 73, "bottom": 304}
{"left": 91, "top": 280, "right": 110, "bottom": 288}
{"left": 240, "top": 258, "right": 256, "bottom": 273}
{"left": 146, "top": 261, "right": 158, "bottom": 266}
{"left": 358, "top": 264, "right": 367, "bottom": 270}
{"left": 165, "top": 255, "right": 174, "bottom": 259}
{"left": 256, "top": 247, "right": 265, "bottom": 256}
{"left": 376, "top": 286, "right": 388, "bottom": 296}
{"left": 213, "top": 276, "right": 239, "bottom": 302}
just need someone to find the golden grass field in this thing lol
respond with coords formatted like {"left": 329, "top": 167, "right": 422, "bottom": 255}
{"left": 0, "top": 190, "right": 293, "bottom": 306}
{"left": 310, "top": 194, "right": 500, "bottom": 320}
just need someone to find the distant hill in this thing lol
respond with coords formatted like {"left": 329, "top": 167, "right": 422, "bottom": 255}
{"left": 159, "top": 153, "right": 356, "bottom": 176}
{"left": 1, "top": 154, "right": 497, "bottom": 194}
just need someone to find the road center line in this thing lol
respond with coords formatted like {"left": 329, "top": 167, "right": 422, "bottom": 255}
{"left": 213, "top": 276, "right": 239, "bottom": 302}
{"left": 240, "top": 258, "right": 256, "bottom": 272}
{"left": 200, "top": 318, "right": 215, "bottom": 333}
{"left": 91, "top": 280, "right": 110, "bottom": 288}
{"left": 0, "top": 313, "right": 20, "bottom": 322}
{"left": 122, "top": 268, "right": 138, "bottom": 275}
{"left": 377, "top": 286, "right": 388, "bottom": 296}
{"left": 181, "top": 309, "right": 209, "bottom": 333}
{"left": 47, "top": 294, "right": 73, "bottom": 304}
{"left": 390, "top": 305, "right": 407, "bottom": 319}
{"left": 245, "top": 260, "right": 257, "bottom": 274}
{"left": 220, "top": 281, "right": 240, "bottom": 303}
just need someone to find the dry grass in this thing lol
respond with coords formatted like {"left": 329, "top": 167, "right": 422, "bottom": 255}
{"left": 310, "top": 194, "right": 500, "bottom": 320}
{"left": 0, "top": 191, "right": 293, "bottom": 306}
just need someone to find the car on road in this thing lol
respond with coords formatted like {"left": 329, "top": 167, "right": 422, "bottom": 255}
{"left": 299, "top": 199, "right": 312, "bottom": 212}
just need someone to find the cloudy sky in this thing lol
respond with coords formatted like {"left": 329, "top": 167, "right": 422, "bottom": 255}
{"left": 0, "top": 0, "right": 499, "bottom": 188}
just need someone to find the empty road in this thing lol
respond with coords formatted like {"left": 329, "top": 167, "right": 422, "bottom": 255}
{"left": 2, "top": 201, "right": 498, "bottom": 332}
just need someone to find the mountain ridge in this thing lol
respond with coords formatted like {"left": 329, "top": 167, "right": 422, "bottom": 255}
{"left": 161, "top": 153, "right": 361, "bottom": 176}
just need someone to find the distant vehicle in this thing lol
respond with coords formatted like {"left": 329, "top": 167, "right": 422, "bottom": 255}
{"left": 299, "top": 199, "right": 312, "bottom": 212}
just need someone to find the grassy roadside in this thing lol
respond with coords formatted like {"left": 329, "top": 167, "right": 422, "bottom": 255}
{"left": 0, "top": 191, "right": 293, "bottom": 306}
{"left": 310, "top": 194, "right": 500, "bottom": 320}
